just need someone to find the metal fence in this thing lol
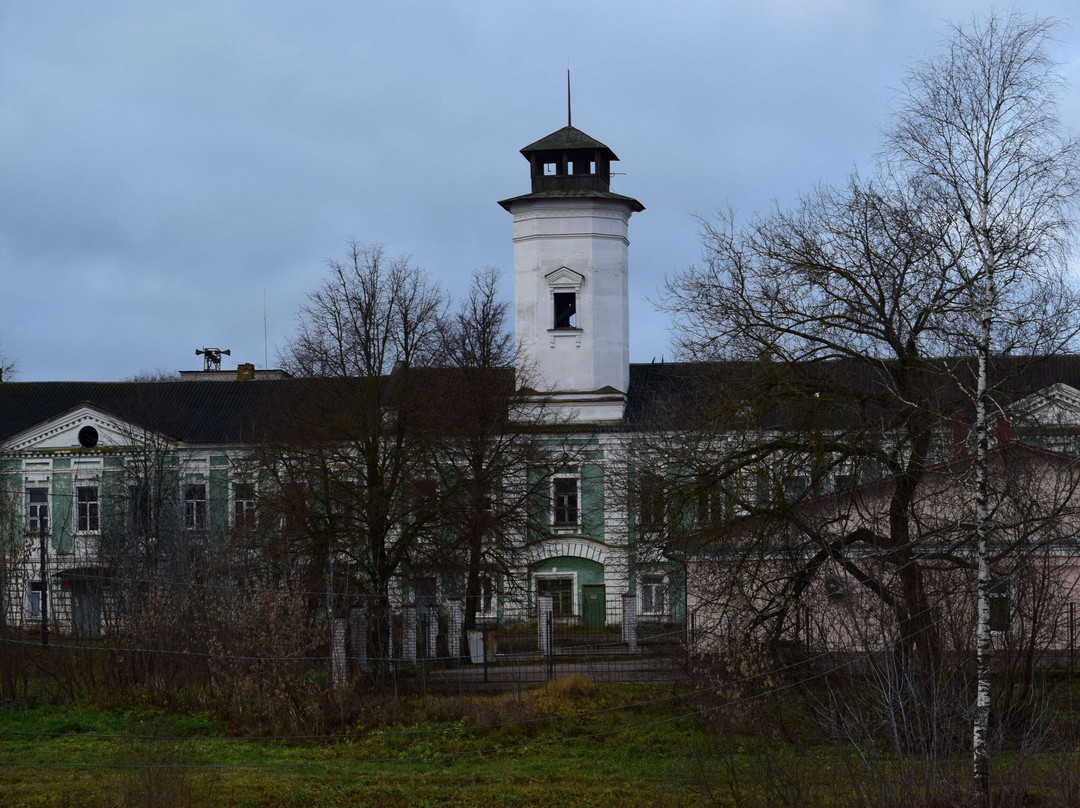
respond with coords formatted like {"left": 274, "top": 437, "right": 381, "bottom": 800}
{"left": 332, "top": 593, "right": 690, "bottom": 689}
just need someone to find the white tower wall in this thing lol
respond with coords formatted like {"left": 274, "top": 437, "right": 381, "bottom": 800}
{"left": 511, "top": 198, "right": 631, "bottom": 401}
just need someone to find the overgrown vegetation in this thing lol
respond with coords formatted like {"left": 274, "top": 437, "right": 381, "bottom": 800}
{"left": 3, "top": 652, "right": 1080, "bottom": 807}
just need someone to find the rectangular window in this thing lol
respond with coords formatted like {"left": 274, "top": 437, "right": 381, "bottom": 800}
{"left": 553, "top": 292, "right": 577, "bottom": 329}
{"left": 834, "top": 473, "right": 856, "bottom": 492}
{"left": 28, "top": 581, "right": 44, "bottom": 620}
{"left": 233, "top": 483, "right": 256, "bottom": 531}
{"left": 695, "top": 482, "right": 728, "bottom": 527}
{"left": 76, "top": 486, "right": 100, "bottom": 533}
{"left": 553, "top": 477, "right": 579, "bottom": 527}
{"left": 537, "top": 576, "right": 574, "bottom": 618}
{"left": 184, "top": 483, "right": 207, "bottom": 530}
{"left": 640, "top": 573, "right": 666, "bottom": 616}
{"left": 26, "top": 488, "right": 49, "bottom": 534}
{"left": 407, "top": 477, "right": 437, "bottom": 521}
{"left": 990, "top": 578, "right": 1012, "bottom": 634}
{"left": 480, "top": 575, "right": 495, "bottom": 615}
{"left": 278, "top": 482, "right": 308, "bottom": 534}
{"left": 639, "top": 474, "right": 665, "bottom": 530}
{"left": 784, "top": 475, "right": 810, "bottom": 503}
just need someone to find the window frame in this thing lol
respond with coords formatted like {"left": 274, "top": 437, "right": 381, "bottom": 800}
{"left": 552, "top": 476, "right": 580, "bottom": 530}
{"left": 638, "top": 473, "right": 666, "bottom": 532}
{"left": 544, "top": 267, "right": 585, "bottom": 339}
{"left": 639, "top": 572, "right": 667, "bottom": 617}
{"left": 553, "top": 291, "right": 578, "bottom": 329}
{"left": 535, "top": 572, "right": 577, "bottom": 619}
{"left": 183, "top": 482, "right": 208, "bottom": 531}
{"left": 27, "top": 580, "right": 44, "bottom": 621}
{"left": 479, "top": 574, "right": 497, "bottom": 618}
{"left": 232, "top": 481, "right": 257, "bottom": 531}
{"left": 25, "top": 487, "right": 49, "bottom": 535}
{"left": 75, "top": 485, "right": 100, "bottom": 534}
{"left": 783, "top": 475, "right": 811, "bottom": 504}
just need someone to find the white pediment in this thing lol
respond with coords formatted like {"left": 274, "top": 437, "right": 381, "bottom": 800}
{"left": 1011, "top": 383, "right": 1080, "bottom": 427}
{"left": 2, "top": 404, "right": 174, "bottom": 453}
{"left": 544, "top": 266, "right": 584, "bottom": 289}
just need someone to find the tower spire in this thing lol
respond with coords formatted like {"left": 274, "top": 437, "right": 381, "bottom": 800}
{"left": 567, "top": 69, "right": 572, "bottom": 128}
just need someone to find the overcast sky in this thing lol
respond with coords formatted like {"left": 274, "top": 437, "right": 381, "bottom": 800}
{"left": 3, "top": 1, "right": 1079, "bottom": 381}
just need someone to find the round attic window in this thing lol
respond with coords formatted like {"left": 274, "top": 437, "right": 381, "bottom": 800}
{"left": 78, "top": 426, "right": 99, "bottom": 448}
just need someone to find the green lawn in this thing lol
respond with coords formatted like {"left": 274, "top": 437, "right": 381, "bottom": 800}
{"left": 3, "top": 676, "right": 1079, "bottom": 807}
{"left": 0, "top": 681, "right": 731, "bottom": 807}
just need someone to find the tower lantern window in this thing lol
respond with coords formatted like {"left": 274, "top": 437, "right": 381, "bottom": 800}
{"left": 572, "top": 158, "right": 594, "bottom": 175}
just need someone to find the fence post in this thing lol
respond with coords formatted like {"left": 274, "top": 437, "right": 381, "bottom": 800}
{"left": 331, "top": 617, "right": 347, "bottom": 688}
{"left": 387, "top": 606, "right": 396, "bottom": 667}
{"left": 482, "top": 620, "right": 490, "bottom": 683}
{"left": 687, "top": 608, "right": 696, "bottom": 667}
{"left": 1069, "top": 601, "right": 1075, "bottom": 674}
{"left": 448, "top": 597, "right": 463, "bottom": 666}
{"left": 546, "top": 610, "right": 555, "bottom": 681}
{"left": 538, "top": 594, "right": 553, "bottom": 656}
{"left": 622, "top": 592, "right": 638, "bottom": 652}
{"left": 349, "top": 603, "right": 368, "bottom": 673}
{"left": 426, "top": 606, "right": 439, "bottom": 661}
{"left": 403, "top": 602, "right": 417, "bottom": 663}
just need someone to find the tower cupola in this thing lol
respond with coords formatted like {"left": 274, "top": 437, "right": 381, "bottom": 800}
{"left": 521, "top": 126, "right": 617, "bottom": 194}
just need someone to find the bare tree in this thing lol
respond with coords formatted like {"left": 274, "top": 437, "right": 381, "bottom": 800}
{"left": 660, "top": 177, "right": 972, "bottom": 677}
{"left": 429, "top": 268, "right": 569, "bottom": 640}
{"left": 662, "top": 13, "right": 1080, "bottom": 801}
{"left": 125, "top": 368, "right": 178, "bottom": 382}
{"left": 282, "top": 241, "right": 445, "bottom": 378}
{"left": 0, "top": 344, "right": 16, "bottom": 381}
{"left": 269, "top": 242, "right": 448, "bottom": 671}
{"left": 886, "top": 13, "right": 1080, "bottom": 796}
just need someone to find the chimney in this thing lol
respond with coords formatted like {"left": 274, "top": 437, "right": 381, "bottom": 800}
{"left": 237, "top": 363, "right": 255, "bottom": 381}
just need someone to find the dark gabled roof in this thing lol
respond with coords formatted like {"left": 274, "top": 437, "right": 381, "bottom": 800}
{"left": 625, "top": 355, "right": 1080, "bottom": 432}
{"left": 520, "top": 126, "right": 617, "bottom": 158}
{"left": 0, "top": 366, "right": 521, "bottom": 447}
{"left": 0, "top": 379, "right": 315, "bottom": 444}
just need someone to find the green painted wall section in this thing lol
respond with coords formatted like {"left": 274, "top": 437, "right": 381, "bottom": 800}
{"left": 581, "top": 463, "right": 604, "bottom": 542}
{"left": 101, "top": 468, "right": 128, "bottom": 555}
{"left": 51, "top": 472, "right": 74, "bottom": 554}
{"left": 0, "top": 464, "right": 18, "bottom": 547}
{"left": 531, "top": 555, "right": 603, "bottom": 584}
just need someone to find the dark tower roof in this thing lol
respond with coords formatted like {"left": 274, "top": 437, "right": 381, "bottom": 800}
{"left": 520, "top": 126, "right": 619, "bottom": 159}
{"left": 499, "top": 124, "right": 644, "bottom": 212}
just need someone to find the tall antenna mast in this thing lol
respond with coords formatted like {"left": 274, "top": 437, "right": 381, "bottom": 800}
{"left": 567, "top": 68, "right": 572, "bottom": 127}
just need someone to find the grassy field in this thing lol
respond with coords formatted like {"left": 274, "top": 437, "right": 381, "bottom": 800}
{"left": 0, "top": 678, "right": 735, "bottom": 807}
{"left": 3, "top": 674, "right": 1079, "bottom": 807}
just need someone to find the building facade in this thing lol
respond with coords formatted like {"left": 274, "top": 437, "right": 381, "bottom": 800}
{"left": 3, "top": 121, "right": 1080, "bottom": 658}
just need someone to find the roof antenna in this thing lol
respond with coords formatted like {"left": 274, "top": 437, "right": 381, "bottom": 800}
{"left": 567, "top": 68, "right": 572, "bottom": 128}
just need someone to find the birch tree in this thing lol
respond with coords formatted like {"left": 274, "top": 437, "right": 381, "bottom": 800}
{"left": 886, "top": 13, "right": 1079, "bottom": 798}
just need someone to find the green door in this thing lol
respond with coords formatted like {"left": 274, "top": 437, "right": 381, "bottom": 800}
{"left": 582, "top": 585, "right": 606, "bottom": 628}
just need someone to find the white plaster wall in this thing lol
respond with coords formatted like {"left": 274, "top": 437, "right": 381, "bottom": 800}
{"left": 510, "top": 199, "right": 633, "bottom": 396}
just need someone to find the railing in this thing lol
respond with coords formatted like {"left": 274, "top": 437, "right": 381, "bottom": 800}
{"left": 330, "top": 594, "right": 689, "bottom": 689}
